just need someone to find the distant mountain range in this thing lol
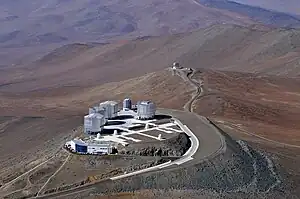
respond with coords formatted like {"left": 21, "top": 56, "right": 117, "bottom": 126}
{"left": 199, "top": 0, "right": 300, "bottom": 28}
{"left": 230, "top": 0, "right": 300, "bottom": 15}
{"left": 1, "top": 0, "right": 300, "bottom": 66}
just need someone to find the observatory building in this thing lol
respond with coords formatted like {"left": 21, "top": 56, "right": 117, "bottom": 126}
{"left": 84, "top": 101, "right": 118, "bottom": 134}
{"left": 123, "top": 98, "right": 132, "bottom": 110}
{"left": 99, "top": 101, "right": 118, "bottom": 119}
{"left": 136, "top": 100, "right": 156, "bottom": 120}
{"left": 172, "top": 62, "right": 182, "bottom": 69}
{"left": 84, "top": 113, "right": 106, "bottom": 134}
{"left": 89, "top": 106, "right": 105, "bottom": 114}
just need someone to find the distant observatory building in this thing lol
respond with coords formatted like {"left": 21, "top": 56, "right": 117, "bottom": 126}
{"left": 84, "top": 113, "right": 106, "bottom": 134}
{"left": 172, "top": 62, "right": 181, "bottom": 69}
{"left": 123, "top": 98, "right": 132, "bottom": 110}
{"left": 136, "top": 100, "right": 156, "bottom": 120}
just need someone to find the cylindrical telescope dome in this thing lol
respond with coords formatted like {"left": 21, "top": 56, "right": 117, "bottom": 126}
{"left": 173, "top": 62, "right": 180, "bottom": 68}
{"left": 123, "top": 98, "right": 132, "bottom": 110}
{"left": 136, "top": 100, "right": 156, "bottom": 120}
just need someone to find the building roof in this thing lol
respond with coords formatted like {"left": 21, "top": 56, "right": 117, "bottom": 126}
{"left": 139, "top": 100, "right": 154, "bottom": 105}
{"left": 100, "top": 101, "right": 118, "bottom": 106}
{"left": 85, "top": 113, "right": 104, "bottom": 119}
{"left": 71, "top": 139, "right": 87, "bottom": 146}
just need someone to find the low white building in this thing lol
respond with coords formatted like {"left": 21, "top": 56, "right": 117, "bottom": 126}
{"left": 87, "top": 143, "right": 113, "bottom": 154}
{"left": 66, "top": 139, "right": 88, "bottom": 153}
{"left": 65, "top": 139, "right": 113, "bottom": 154}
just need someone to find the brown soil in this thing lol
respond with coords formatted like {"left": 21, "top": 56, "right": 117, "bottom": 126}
{"left": 45, "top": 155, "right": 159, "bottom": 190}
{"left": 193, "top": 70, "right": 300, "bottom": 146}
{"left": 28, "top": 155, "right": 67, "bottom": 185}
{"left": 0, "top": 117, "right": 82, "bottom": 184}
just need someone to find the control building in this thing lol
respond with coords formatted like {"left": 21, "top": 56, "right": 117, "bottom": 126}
{"left": 99, "top": 101, "right": 118, "bottom": 119}
{"left": 84, "top": 113, "right": 106, "bottom": 134}
{"left": 68, "top": 139, "right": 88, "bottom": 153}
{"left": 136, "top": 100, "right": 156, "bottom": 120}
{"left": 66, "top": 139, "right": 113, "bottom": 154}
{"left": 123, "top": 98, "right": 132, "bottom": 110}
{"left": 86, "top": 142, "right": 113, "bottom": 154}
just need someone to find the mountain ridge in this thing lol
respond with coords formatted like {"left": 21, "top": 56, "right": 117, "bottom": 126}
{"left": 1, "top": 24, "right": 300, "bottom": 94}
{"left": 1, "top": 0, "right": 300, "bottom": 66}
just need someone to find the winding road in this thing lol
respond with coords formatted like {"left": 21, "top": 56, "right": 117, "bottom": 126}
{"left": 35, "top": 67, "right": 226, "bottom": 198}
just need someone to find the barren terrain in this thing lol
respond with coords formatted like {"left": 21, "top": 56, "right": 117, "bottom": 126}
{"left": 2, "top": 25, "right": 300, "bottom": 95}
{"left": 1, "top": 66, "right": 300, "bottom": 198}
{"left": 0, "top": 0, "right": 257, "bottom": 66}
{"left": 1, "top": 23, "right": 300, "bottom": 198}
{"left": 192, "top": 70, "right": 300, "bottom": 146}
{"left": 232, "top": 0, "right": 300, "bottom": 15}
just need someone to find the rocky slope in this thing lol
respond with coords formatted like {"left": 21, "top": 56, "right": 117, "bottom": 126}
{"left": 76, "top": 129, "right": 285, "bottom": 198}
{"left": 119, "top": 133, "right": 191, "bottom": 157}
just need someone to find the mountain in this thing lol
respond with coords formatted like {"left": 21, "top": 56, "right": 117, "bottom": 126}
{"left": 231, "top": 0, "right": 300, "bottom": 15}
{"left": 0, "top": 0, "right": 254, "bottom": 47}
{"left": 1, "top": 24, "right": 300, "bottom": 93}
{"left": 198, "top": 0, "right": 300, "bottom": 28}
{"left": 2, "top": 0, "right": 300, "bottom": 66}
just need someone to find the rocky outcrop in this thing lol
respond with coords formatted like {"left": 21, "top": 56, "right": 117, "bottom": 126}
{"left": 119, "top": 133, "right": 191, "bottom": 157}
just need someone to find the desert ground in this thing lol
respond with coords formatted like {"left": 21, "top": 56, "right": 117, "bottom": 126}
{"left": 0, "top": 24, "right": 300, "bottom": 198}
{"left": 1, "top": 65, "right": 300, "bottom": 198}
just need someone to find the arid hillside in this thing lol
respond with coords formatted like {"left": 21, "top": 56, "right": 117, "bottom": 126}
{"left": 0, "top": 70, "right": 192, "bottom": 116}
{"left": 193, "top": 70, "right": 300, "bottom": 146}
{"left": 2, "top": 0, "right": 300, "bottom": 66}
{"left": 1, "top": 68, "right": 300, "bottom": 198}
{"left": 199, "top": 0, "right": 300, "bottom": 28}
{"left": 232, "top": 0, "right": 300, "bottom": 15}
{"left": 0, "top": 0, "right": 255, "bottom": 66}
{"left": 0, "top": 70, "right": 192, "bottom": 189}
{"left": 2, "top": 67, "right": 299, "bottom": 147}
{"left": 2, "top": 24, "right": 300, "bottom": 94}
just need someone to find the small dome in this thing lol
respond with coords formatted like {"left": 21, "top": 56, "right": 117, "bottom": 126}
{"left": 173, "top": 62, "right": 180, "bottom": 67}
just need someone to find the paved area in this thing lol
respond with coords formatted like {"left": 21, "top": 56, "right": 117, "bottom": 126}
{"left": 158, "top": 108, "right": 225, "bottom": 167}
